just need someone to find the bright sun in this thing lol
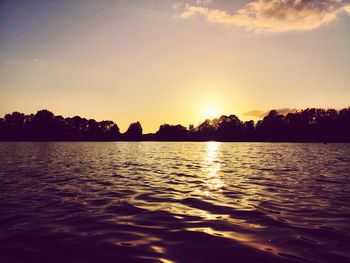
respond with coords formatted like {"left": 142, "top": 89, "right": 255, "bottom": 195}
{"left": 203, "top": 105, "right": 219, "bottom": 119}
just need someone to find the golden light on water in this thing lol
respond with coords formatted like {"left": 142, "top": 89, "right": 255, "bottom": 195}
{"left": 205, "top": 142, "right": 225, "bottom": 192}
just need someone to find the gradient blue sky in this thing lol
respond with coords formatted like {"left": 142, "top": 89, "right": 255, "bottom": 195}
{"left": 1, "top": 0, "right": 350, "bottom": 132}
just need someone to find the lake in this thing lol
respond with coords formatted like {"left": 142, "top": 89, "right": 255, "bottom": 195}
{"left": 0, "top": 142, "right": 350, "bottom": 262}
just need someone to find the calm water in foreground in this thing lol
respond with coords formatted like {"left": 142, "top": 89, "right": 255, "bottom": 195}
{"left": 0, "top": 142, "right": 350, "bottom": 263}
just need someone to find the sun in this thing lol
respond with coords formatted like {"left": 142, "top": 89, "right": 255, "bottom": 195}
{"left": 203, "top": 105, "right": 219, "bottom": 120}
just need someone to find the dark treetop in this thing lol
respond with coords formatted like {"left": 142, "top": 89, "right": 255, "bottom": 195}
{"left": 0, "top": 108, "right": 350, "bottom": 142}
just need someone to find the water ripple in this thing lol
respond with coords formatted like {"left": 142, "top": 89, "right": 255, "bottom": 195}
{"left": 0, "top": 142, "right": 350, "bottom": 262}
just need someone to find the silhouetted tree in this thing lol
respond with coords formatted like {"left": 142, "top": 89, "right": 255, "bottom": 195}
{"left": 29, "top": 110, "right": 55, "bottom": 140}
{"left": 124, "top": 121, "right": 142, "bottom": 141}
{"left": 337, "top": 108, "right": 350, "bottom": 142}
{"left": 243, "top": 120, "right": 255, "bottom": 141}
{"left": 1, "top": 112, "right": 26, "bottom": 140}
{"left": 0, "top": 118, "right": 4, "bottom": 132}
{"left": 0, "top": 109, "right": 122, "bottom": 141}
{"left": 256, "top": 110, "right": 287, "bottom": 141}
{"left": 86, "top": 119, "right": 100, "bottom": 140}
{"left": 216, "top": 115, "right": 244, "bottom": 141}
{"left": 110, "top": 124, "right": 120, "bottom": 135}
{"left": 1, "top": 108, "right": 350, "bottom": 142}
{"left": 196, "top": 119, "right": 217, "bottom": 140}
{"left": 156, "top": 124, "right": 188, "bottom": 141}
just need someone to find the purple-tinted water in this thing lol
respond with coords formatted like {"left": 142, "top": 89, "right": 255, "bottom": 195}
{"left": 0, "top": 142, "right": 350, "bottom": 262}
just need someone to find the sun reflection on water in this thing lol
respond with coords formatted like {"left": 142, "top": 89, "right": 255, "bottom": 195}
{"left": 204, "top": 142, "right": 225, "bottom": 191}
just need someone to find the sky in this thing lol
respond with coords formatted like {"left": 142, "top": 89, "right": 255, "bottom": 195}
{"left": 1, "top": 0, "right": 350, "bottom": 132}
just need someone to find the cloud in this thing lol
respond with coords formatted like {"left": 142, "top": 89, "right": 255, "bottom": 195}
{"left": 180, "top": 0, "right": 350, "bottom": 32}
{"left": 345, "top": 4, "right": 350, "bottom": 14}
{"left": 244, "top": 110, "right": 267, "bottom": 119}
{"left": 196, "top": 0, "right": 212, "bottom": 4}
{"left": 245, "top": 108, "right": 298, "bottom": 118}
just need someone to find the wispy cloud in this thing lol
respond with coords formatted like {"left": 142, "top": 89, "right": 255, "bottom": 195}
{"left": 180, "top": 0, "right": 350, "bottom": 32}
{"left": 245, "top": 108, "right": 298, "bottom": 118}
{"left": 196, "top": 0, "right": 212, "bottom": 4}
{"left": 345, "top": 4, "right": 350, "bottom": 13}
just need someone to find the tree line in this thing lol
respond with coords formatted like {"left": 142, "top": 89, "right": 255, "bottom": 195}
{"left": 0, "top": 108, "right": 349, "bottom": 142}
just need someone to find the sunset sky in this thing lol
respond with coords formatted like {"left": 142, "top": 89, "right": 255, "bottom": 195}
{"left": 1, "top": 0, "right": 350, "bottom": 132}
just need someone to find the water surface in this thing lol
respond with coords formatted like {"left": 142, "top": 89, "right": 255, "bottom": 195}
{"left": 0, "top": 142, "right": 350, "bottom": 262}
